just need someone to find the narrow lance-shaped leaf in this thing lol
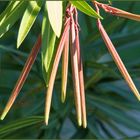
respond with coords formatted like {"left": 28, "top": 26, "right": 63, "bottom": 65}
{"left": 0, "top": 1, "right": 27, "bottom": 37}
{"left": 70, "top": 15, "right": 82, "bottom": 126}
{"left": 17, "top": 1, "right": 42, "bottom": 48}
{"left": 0, "top": 116, "right": 44, "bottom": 135}
{"left": 0, "top": 35, "right": 41, "bottom": 120}
{"left": 41, "top": 2, "right": 56, "bottom": 86}
{"left": 87, "top": 96, "right": 140, "bottom": 132}
{"left": 70, "top": 0, "right": 102, "bottom": 19}
{"left": 61, "top": 31, "right": 69, "bottom": 103}
{"left": 45, "top": 19, "right": 71, "bottom": 125}
{"left": 46, "top": 1, "right": 63, "bottom": 37}
{"left": 95, "top": 1, "right": 140, "bottom": 21}
{"left": 0, "top": 1, "right": 20, "bottom": 25}
{"left": 94, "top": 3, "right": 140, "bottom": 101}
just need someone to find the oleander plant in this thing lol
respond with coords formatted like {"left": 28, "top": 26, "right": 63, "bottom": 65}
{"left": 0, "top": 0, "right": 140, "bottom": 139}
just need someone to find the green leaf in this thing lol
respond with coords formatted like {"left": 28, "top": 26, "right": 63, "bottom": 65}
{"left": 0, "top": 1, "right": 19, "bottom": 25}
{"left": 0, "top": 45, "right": 28, "bottom": 58}
{"left": 87, "top": 95, "right": 140, "bottom": 132}
{"left": 41, "top": 2, "right": 56, "bottom": 86}
{"left": 0, "top": 116, "right": 43, "bottom": 135}
{"left": 0, "top": 1, "right": 27, "bottom": 37}
{"left": 70, "top": 1, "right": 102, "bottom": 19}
{"left": 88, "top": 118, "right": 105, "bottom": 139}
{"left": 46, "top": 1, "right": 63, "bottom": 37}
{"left": 17, "top": 1, "right": 42, "bottom": 48}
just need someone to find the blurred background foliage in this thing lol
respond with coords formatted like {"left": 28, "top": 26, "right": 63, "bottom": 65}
{"left": 0, "top": 1, "right": 140, "bottom": 139}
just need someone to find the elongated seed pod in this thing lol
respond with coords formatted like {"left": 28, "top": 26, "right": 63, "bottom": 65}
{"left": 1, "top": 35, "right": 41, "bottom": 120}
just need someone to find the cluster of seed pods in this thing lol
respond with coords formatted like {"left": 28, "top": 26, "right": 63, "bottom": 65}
{"left": 1, "top": 2, "right": 140, "bottom": 128}
{"left": 45, "top": 4, "right": 87, "bottom": 128}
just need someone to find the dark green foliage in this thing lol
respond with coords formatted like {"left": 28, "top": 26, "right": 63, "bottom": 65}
{"left": 0, "top": 1, "right": 140, "bottom": 139}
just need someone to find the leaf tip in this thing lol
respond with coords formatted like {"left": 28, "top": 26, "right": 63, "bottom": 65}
{"left": 56, "top": 31, "right": 61, "bottom": 38}
{"left": 17, "top": 39, "right": 21, "bottom": 49}
{"left": 100, "top": 15, "right": 104, "bottom": 20}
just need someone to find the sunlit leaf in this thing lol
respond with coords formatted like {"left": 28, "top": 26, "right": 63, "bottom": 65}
{"left": 0, "top": 1, "right": 19, "bottom": 25}
{"left": 17, "top": 1, "right": 42, "bottom": 48}
{"left": 0, "top": 1, "right": 27, "bottom": 37}
{"left": 70, "top": 1, "right": 102, "bottom": 19}
{"left": 41, "top": 2, "right": 56, "bottom": 86}
{"left": 46, "top": 1, "right": 63, "bottom": 37}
